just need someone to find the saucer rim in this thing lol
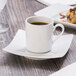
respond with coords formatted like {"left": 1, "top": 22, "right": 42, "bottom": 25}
{"left": 3, "top": 29, "right": 73, "bottom": 60}
{"left": 3, "top": 48, "right": 66, "bottom": 60}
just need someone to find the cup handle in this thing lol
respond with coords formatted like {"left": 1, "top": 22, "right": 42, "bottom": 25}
{"left": 53, "top": 23, "right": 64, "bottom": 43}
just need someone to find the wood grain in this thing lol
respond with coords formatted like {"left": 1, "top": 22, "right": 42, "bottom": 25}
{"left": 0, "top": 0, "right": 76, "bottom": 76}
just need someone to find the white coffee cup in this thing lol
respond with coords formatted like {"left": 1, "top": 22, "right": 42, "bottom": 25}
{"left": 25, "top": 16, "right": 64, "bottom": 53}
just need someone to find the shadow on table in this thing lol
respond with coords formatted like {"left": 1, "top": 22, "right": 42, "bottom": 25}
{"left": 1, "top": 51, "right": 75, "bottom": 76}
{"left": 19, "top": 53, "right": 70, "bottom": 75}
{"left": 56, "top": 27, "right": 76, "bottom": 35}
{"left": 65, "top": 27, "right": 76, "bottom": 35}
{"left": 0, "top": 52, "right": 68, "bottom": 71}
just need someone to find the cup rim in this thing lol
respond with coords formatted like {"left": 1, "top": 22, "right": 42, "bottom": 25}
{"left": 25, "top": 16, "right": 54, "bottom": 26}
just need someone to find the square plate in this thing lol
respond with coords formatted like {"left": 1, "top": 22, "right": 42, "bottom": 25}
{"left": 3, "top": 29, "right": 73, "bottom": 60}
{"left": 34, "top": 4, "right": 76, "bottom": 29}
{"left": 37, "top": 0, "right": 76, "bottom": 6}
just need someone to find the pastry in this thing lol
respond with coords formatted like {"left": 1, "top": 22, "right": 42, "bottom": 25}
{"left": 59, "top": 6, "right": 76, "bottom": 24}
{"left": 66, "top": 6, "right": 76, "bottom": 24}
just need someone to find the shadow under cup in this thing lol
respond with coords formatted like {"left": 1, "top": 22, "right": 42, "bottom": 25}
{"left": 25, "top": 16, "right": 54, "bottom": 54}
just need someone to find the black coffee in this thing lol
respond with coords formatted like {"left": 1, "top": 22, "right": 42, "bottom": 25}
{"left": 31, "top": 22, "right": 48, "bottom": 25}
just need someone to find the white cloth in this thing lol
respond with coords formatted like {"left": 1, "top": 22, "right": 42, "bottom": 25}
{"left": 49, "top": 62, "right": 76, "bottom": 76}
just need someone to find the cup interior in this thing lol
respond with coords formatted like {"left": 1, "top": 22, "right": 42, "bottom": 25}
{"left": 27, "top": 16, "right": 53, "bottom": 25}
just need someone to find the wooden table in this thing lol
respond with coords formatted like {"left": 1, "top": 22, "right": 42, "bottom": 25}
{"left": 0, "top": 0, "right": 76, "bottom": 76}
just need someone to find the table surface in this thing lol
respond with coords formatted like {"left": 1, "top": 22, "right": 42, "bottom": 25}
{"left": 0, "top": 0, "right": 76, "bottom": 76}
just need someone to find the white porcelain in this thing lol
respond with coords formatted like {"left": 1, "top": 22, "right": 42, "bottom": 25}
{"left": 3, "top": 29, "right": 73, "bottom": 60}
{"left": 37, "top": 0, "right": 76, "bottom": 6}
{"left": 34, "top": 4, "right": 76, "bottom": 29}
{"left": 49, "top": 62, "right": 76, "bottom": 76}
{"left": 25, "top": 16, "right": 64, "bottom": 53}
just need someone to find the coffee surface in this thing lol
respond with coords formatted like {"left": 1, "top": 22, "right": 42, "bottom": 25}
{"left": 31, "top": 22, "right": 48, "bottom": 25}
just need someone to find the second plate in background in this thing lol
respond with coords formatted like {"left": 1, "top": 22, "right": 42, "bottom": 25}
{"left": 34, "top": 4, "right": 76, "bottom": 29}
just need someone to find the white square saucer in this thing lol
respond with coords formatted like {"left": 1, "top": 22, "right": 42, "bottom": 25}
{"left": 3, "top": 29, "right": 73, "bottom": 60}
